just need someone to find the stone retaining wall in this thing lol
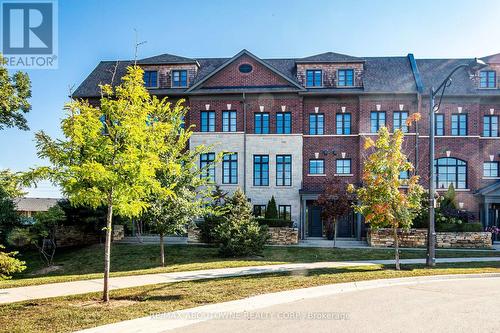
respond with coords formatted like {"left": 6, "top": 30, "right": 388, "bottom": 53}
{"left": 187, "top": 226, "right": 299, "bottom": 245}
{"left": 368, "top": 228, "right": 492, "bottom": 249}
{"left": 55, "top": 226, "right": 102, "bottom": 247}
{"left": 187, "top": 226, "right": 202, "bottom": 243}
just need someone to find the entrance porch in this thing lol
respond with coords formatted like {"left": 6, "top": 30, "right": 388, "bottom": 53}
{"left": 476, "top": 181, "right": 500, "bottom": 243}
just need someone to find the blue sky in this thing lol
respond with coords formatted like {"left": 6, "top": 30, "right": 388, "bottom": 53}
{"left": 1, "top": 0, "right": 500, "bottom": 197}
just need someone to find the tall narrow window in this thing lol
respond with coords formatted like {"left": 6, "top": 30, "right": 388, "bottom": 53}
{"left": 393, "top": 111, "right": 408, "bottom": 133}
{"left": 480, "top": 71, "right": 496, "bottom": 88}
{"left": 222, "top": 110, "right": 237, "bottom": 132}
{"left": 338, "top": 69, "right": 354, "bottom": 87}
{"left": 435, "top": 114, "right": 444, "bottom": 136}
{"left": 483, "top": 162, "right": 499, "bottom": 177}
{"left": 336, "top": 159, "right": 351, "bottom": 174}
{"left": 143, "top": 71, "right": 158, "bottom": 88}
{"left": 172, "top": 70, "right": 188, "bottom": 87}
{"left": 222, "top": 153, "right": 238, "bottom": 184}
{"left": 254, "top": 113, "right": 269, "bottom": 134}
{"left": 253, "top": 155, "right": 269, "bottom": 186}
{"left": 309, "top": 114, "right": 324, "bottom": 135}
{"left": 279, "top": 205, "right": 292, "bottom": 221}
{"left": 451, "top": 114, "right": 467, "bottom": 136}
{"left": 200, "top": 153, "right": 215, "bottom": 182}
{"left": 483, "top": 115, "right": 499, "bottom": 137}
{"left": 309, "top": 159, "right": 325, "bottom": 174}
{"left": 336, "top": 113, "right": 351, "bottom": 135}
{"left": 200, "top": 111, "right": 215, "bottom": 132}
{"left": 276, "top": 112, "right": 291, "bottom": 134}
{"left": 434, "top": 157, "right": 467, "bottom": 189}
{"left": 306, "top": 69, "right": 322, "bottom": 87}
{"left": 370, "top": 111, "right": 386, "bottom": 133}
{"left": 276, "top": 155, "right": 292, "bottom": 186}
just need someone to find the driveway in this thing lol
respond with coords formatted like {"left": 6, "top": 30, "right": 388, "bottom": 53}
{"left": 174, "top": 276, "right": 500, "bottom": 333}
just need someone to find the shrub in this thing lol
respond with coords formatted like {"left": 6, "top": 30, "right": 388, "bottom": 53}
{"left": 213, "top": 189, "right": 269, "bottom": 257}
{"left": 256, "top": 218, "right": 293, "bottom": 228}
{"left": 264, "top": 196, "right": 278, "bottom": 219}
{"left": 461, "top": 223, "right": 483, "bottom": 232}
{"left": 0, "top": 244, "right": 26, "bottom": 280}
{"left": 197, "top": 215, "right": 222, "bottom": 244}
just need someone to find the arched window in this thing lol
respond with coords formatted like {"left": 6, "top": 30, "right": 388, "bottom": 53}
{"left": 434, "top": 158, "right": 467, "bottom": 189}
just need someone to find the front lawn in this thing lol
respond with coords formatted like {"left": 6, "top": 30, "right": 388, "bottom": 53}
{"left": 1, "top": 243, "right": 498, "bottom": 288}
{"left": 1, "top": 261, "right": 499, "bottom": 333}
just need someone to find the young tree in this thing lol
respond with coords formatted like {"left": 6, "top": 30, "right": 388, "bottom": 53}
{"left": 0, "top": 54, "right": 31, "bottom": 131}
{"left": 26, "top": 66, "right": 183, "bottom": 301}
{"left": 349, "top": 126, "right": 424, "bottom": 270}
{"left": 214, "top": 188, "right": 269, "bottom": 257}
{"left": 265, "top": 196, "right": 278, "bottom": 219}
{"left": 315, "top": 178, "right": 353, "bottom": 246}
{"left": 440, "top": 184, "right": 457, "bottom": 210}
{"left": 0, "top": 245, "right": 26, "bottom": 280}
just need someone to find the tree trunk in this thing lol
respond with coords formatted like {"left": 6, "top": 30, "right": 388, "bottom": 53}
{"left": 393, "top": 226, "right": 400, "bottom": 270}
{"left": 103, "top": 192, "right": 113, "bottom": 302}
{"left": 159, "top": 232, "right": 165, "bottom": 267}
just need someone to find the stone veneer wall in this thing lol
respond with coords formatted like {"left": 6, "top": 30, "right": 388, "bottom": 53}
{"left": 55, "top": 226, "right": 102, "bottom": 247}
{"left": 187, "top": 226, "right": 298, "bottom": 245}
{"left": 368, "top": 228, "right": 492, "bottom": 249}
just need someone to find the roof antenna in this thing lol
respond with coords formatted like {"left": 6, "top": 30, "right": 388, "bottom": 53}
{"left": 134, "top": 28, "right": 147, "bottom": 65}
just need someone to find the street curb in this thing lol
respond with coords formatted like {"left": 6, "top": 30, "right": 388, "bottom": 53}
{"left": 76, "top": 273, "right": 500, "bottom": 333}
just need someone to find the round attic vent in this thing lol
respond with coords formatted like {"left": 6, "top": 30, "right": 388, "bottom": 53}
{"left": 238, "top": 64, "right": 253, "bottom": 73}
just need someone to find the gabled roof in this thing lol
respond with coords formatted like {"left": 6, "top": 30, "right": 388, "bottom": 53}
{"left": 481, "top": 53, "right": 500, "bottom": 64}
{"left": 14, "top": 197, "right": 60, "bottom": 212}
{"left": 187, "top": 49, "right": 305, "bottom": 92}
{"left": 137, "top": 53, "right": 198, "bottom": 65}
{"left": 296, "top": 51, "right": 364, "bottom": 63}
{"left": 476, "top": 181, "right": 500, "bottom": 196}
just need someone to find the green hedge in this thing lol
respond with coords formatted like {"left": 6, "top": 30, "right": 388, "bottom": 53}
{"left": 256, "top": 218, "right": 293, "bottom": 228}
{"left": 436, "top": 222, "right": 483, "bottom": 232}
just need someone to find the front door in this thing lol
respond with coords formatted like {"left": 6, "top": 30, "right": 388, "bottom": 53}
{"left": 308, "top": 206, "right": 322, "bottom": 237}
{"left": 337, "top": 211, "right": 355, "bottom": 238}
{"left": 490, "top": 204, "right": 500, "bottom": 242}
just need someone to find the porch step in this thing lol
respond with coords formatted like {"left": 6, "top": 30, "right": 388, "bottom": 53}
{"left": 299, "top": 238, "right": 368, "bottom": 248}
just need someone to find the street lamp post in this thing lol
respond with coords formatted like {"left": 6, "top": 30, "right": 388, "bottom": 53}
{"left": 426, "top": 58, "right": 487, "bottom": 267}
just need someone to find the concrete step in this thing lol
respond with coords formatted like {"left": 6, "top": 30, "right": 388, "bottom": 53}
{"left": 299, "top": 238, "right": 368, "bottom": 248}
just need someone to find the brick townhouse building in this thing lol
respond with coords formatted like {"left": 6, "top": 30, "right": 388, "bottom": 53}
{"left": 73, "top": 49, "right": 500, "bottom": 241}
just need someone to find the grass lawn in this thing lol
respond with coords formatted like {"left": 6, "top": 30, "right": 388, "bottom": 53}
{"left": 1, "top": 261, "right": 499, "bottom": 333}
{"left": 1, "top": 243, "right": 498, "bottom": 289}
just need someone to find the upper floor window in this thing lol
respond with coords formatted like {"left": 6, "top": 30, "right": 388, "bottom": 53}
{"left": 309, "top": 159, "right": 325, "bottom": 175}
{"left": 200, "top": 153, "right": 215, "bottom": 182}
{"left": 306, "top": 69, "right": 322, "bottom": 87}
{"left": 336, "top": 113, "right": 351, "bottom": 135}
{"left": 143, "top": 70, "right": 158, "bottom": 88}
{"left": 370, "top": 111, "right": 386, "bottom": 133}
{"left": 483, "top": 115, "right": 498, "bottom": 137}
{"left": 451, "top": 114, "right": 467, "bottom": 136}
{"left": 200, "top": 111, "right": 215, "bottom": 132}
{"left": 253, "top": 155, "right": 269, "bottom": 186}
{"left": 484, "top": 162, "right": 499, "bottom": 178}
{"left": 222, "top": 110, "right": 237, "bottom": 132}
{"left": 435, "top": 114, "right": 444, "bottom": 136}
{"left": 336, "top": 159, "right": 351, "bottom": 174}
{"left": 480, "top": 70, "right": 496, "bottom": 88}
{"left": 222, "top": 153, "right": 238, "bottom": 184}
{"left": 172, "top": 70, "right": 188, "bottom": 87}
{"left": 279, "top": 205, "right": 291, "bottom": 221}
{"left": 399, "top": 170, "right": 410, "bottom": 180}
{"left": 276, "top": 155, "right": 292, "bottom": 186}
{"left": 253, "top": 205, "right": 266, "bottom": 218}
{"left": 254, "top": 113, "right": 269, "bottom": 134}
{"left": 309, "top": 114, "right": 324, "bottom": 135}
{"left": 434, "top": 157, "right": 467, "bottom": 189}
{"left": 276, "top": 112, "right": 291, "bottom": 134}
{"left": 393, "top": 111, "right": 408, "bottom": 133}
{"left": 337, "top": 69, "right": 354, "bottom": 87}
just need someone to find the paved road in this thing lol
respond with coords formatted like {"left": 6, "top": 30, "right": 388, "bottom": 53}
{"left": 175, "top": 277, "right": 500, "bottom": 333}
{"left": 2, "top": 257, "right": 500, "bottom": 304}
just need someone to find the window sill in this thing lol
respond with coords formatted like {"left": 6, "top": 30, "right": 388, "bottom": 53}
{"left": 483, "top": 177, "right": 500, "bottom": 180}
{"left": 436, "top": 188, "right": 470, "bottom": 192}
{"left": 307, "top": 174, "right": 326, "bottom": 177}
{"left": 334, "top": 174, "right": 353, "bottom": 177}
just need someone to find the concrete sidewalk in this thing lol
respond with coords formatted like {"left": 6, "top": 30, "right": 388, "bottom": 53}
{"left": 1, "top": 257, "right": 500, "bottom": 304}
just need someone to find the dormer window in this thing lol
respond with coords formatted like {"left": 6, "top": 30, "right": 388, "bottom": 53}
{"left": 306, "top": 69, "right": 322, "bottom": 87}
{"left": 480, "top": 70, "right": 496, "bottom": 88}
{"left": 338, "top": 69, "right": 354, "bottom": 87}
{"left": 172, "top": 70, "right": 188, "bottom": 88}
{"left": 143, "top": 70, "right": 158, "bottom": 88}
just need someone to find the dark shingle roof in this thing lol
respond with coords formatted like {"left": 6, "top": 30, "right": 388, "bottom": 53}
{"left": 363, "top": 57, "right": 417, "bottom": 93}
{"left": 72, "top": 61, "right": 133, "bottom": 98}
{"left": 416, "top": 59, "right": 476, "bottom": 95}
{"left": 137, "top": 53, "right": 197, "bottom": 65}
{"left": 297, "top": 51, "right": 364, "bottom": 63}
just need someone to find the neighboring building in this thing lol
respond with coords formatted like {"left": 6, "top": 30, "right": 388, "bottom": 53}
{"left": 73, "top": 50, "right": 500, "bottom": 240}
{"left": 14, "top": 197, "right": 60, "bottom": 217}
